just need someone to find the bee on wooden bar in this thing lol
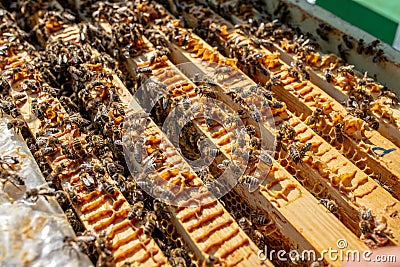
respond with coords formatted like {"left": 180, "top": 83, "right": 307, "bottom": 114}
{"left": 13, "top": 93, "right": 27, "bottom": 106}
{"left": 64, "top": 182, "right": 80, "bottom": 205}
{"left": 250, "top": 137, "right": 261, "bottom": 149}
{"left": 275, "top": 129, "right": 285, "bottom": 153}
{"left": 0, "top": 97, "right": 17, "bottom": 117}
{"left": 251, "top": 229, "right": 265, "bottom": 249}
{"left": 195, "top": 84, "right": 216, "bottom": 99}
{"left": 137, "top": 67, "right": 153, "bottom": 74}
{"left": 359, "top": 220, "right": 372, "bottom": 235}
{"left": 100, "top": 180, "right": 116, "bottom": 197}
{"left": 345, "top": 96, "right": 359, "bottom": 112}
{"left": 39, "top": 146, "right": 58, "bottom": 156}
{"left": 60, "top": 96, "right": 79, "bottom": 113}
{"left": 153, "top": 198, "right": 171, "bottom": 220}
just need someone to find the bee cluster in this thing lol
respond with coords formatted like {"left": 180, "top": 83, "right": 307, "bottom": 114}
{"left": 1, "top": 0, "right": 400, "bottom": 266}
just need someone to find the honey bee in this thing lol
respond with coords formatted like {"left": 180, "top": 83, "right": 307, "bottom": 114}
{"left": 324, "top": 68, "right": 333, "bottom": 83}
{"left": 337, "top": 65, "right": 355, "bottom": 76}
{"left": 337, "top": 44, "right": 349, "bottom": 61}
{"left": 287, "top": 142, "right": 312, "bottom": 164}
{"left": 319, "top": 198, "right": 338, "bottom": 214}
{"left": 47, "top": 161, "right": 68, "bottom": 185}
{"left": 245, "top": 125, "right": 256, "bottom": 137}
{"left": 380, "top": 89, "right": 399, "bottom": 106}
{"left": 153, "top": 198, "right": 171, "bottom": 220}
{"left": 275, "top": 129, "right": 285, "bottom": 153}
{"left": 249, "top": 137, "right": 261, "bottom": 149}
{"left": 373, "top": 49, "right": 387, "bottom": 64}
{"left": 264, "top": 74, "right": 281, "bottom": 90}
{"left": 334, "top": 123, "right": 344, "bottom": 144}
{"left": 306, "top": 108, "right": 323, "bottom": 126}
{"left": 251, "top": 229, "right": 265, "bottom": 249}
{"left": 137, "top": 67, "right": 152, "bottom": 74}
{"left": 316, "top": 23, "right": 332, "bottom": 42}
{"left": 13, "top": 93, "right": 27, "bottom": 106}
{"left": 359, "top": 220, "right": 372, "bottom": 235}
{"left": 7, "top": 118, "right": 26, "bottom": 134}
{"left": 65, "top": 182, "right": 80, "bottom": 205}
{"left": 238, "top": 175, "right": 259, "bottom": 190}
{"left": 0, "top": 169, "right": 25, "bottom": 189}
{"left": 1, "top": 96, "right": 19, "bottom": 117}
{"left": 214, "top": 67, "right": 231, "bottom": 78}
{"left": 357, "top": 39, "right": 365, "bottom": 54}
{"left": 62, "top": 234, "right": 96, "bottom": 258}
{"left": 342, "top": 34, "right": 355, "bottom": 49}
{"left": 169, "top": 248, "right": 187, "bottom": 267}
{"left": 364, "top": 40, "right": 380, "bottom": 55}
{"left": 143, "top": 211, "right": 158, "bottom": 236}
{"left": 364, "top": 115, "right": 379, "bottom": 130}
{"left": 280, "top": 122, "right": 296, "bottom": 140}
{"left": 238, "top": 216, "right": 252, "bottom": 235}
{"left": 251, "top": 213, "right": 268, "bottom": 225}
{"left": 81, "top": 172, "right": 96, "bottom": 191}
{"left": 101, "top": 180, "right": 116, "bottom": 197}
{"left": 71, "top": 138, "right": 87, "bottom": 159}
{"left": 24, "top": 184, "right": 60, "bottom": 203}
{"left": 128, "top": 201, "right": 145, "bottom": 221}
{"left": 96, "top": 231, "right": 113, "bottom": 266}
{"left": 39, "top": 146, "right": 58, "bottom": 156}
{"left": 65, "top": 209, "right": 84, "bottom": 233}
